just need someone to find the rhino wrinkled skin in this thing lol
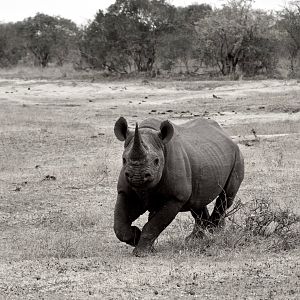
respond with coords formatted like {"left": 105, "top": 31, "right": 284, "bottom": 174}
{"left": 114, "top": 117, "right": 244, "bottom": 256}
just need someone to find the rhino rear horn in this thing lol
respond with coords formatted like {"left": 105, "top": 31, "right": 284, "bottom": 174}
{"left": 114, "top": 117, "right": 129, "bottom": 141}
{"left": 159, "top": 120, "right": 174, "bottom": 144}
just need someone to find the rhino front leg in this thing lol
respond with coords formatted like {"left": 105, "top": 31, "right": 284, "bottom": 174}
{"left": 133, "top": 200, "right": 183, "bottom": 257}
{"left": 114, "top": 192, "right": 145, "bottom": 247}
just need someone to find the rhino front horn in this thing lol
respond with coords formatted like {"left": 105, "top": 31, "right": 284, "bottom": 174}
{"left": 129, "top": 123, "right": 147, "bottom": 160}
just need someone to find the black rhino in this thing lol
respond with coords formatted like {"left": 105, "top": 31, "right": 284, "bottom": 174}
{"left": 114, "top": 117, "right": 244, "bottom": 256}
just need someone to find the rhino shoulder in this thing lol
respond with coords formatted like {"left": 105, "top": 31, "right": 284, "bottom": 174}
{"left": 139, "top": 118, "right": 162, "bottom": 131}
{"left": 158, "top": 138, "right": 192, "bottom": 202}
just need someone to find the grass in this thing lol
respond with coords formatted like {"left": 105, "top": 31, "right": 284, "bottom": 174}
{"left": 0, "top": 78, "right": 299, "bottom": 299}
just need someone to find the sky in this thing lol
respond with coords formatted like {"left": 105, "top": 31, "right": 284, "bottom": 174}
{"left": 0, "top": 0, "right": 288, "bottom": 25}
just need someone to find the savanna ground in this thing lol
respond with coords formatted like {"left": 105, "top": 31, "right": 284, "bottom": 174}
{"left": 0, "top": 74, "right": 299, "bottom": 299}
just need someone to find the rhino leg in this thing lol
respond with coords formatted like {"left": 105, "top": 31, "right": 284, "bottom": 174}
{"left": 185, "top": 207, "right": 210, "bottom": 242}
{"left": 133, "top": 200, "right": 183, "bottom": 256}
{"left": 114, "top": 193, "right": 145, "bottom": 247}
{"left": 210, "top": 154, "right": 244, "bottom": 227}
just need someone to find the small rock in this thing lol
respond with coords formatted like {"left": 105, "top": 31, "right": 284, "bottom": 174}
{"left": 245, "top": 141, "right": 254, "bottom": 147}
{"left": 263, "top": 221, "right": 278, "bottom": 236}
{"left": 42, "top": 175, "right": 56, "bottom": 181}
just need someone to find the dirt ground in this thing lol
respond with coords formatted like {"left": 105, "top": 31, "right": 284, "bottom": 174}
{"left": 0, "top": 78, "right": 299, "bottom": 299}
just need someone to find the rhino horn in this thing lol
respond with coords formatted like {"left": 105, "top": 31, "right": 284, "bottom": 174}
{"left": 129, "top": 123, "right": 147, "bottom": 160}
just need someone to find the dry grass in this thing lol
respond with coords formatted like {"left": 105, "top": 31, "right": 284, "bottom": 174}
{"left": 0, "top": 65, "right": 79, "bottom": 80}
{"left": 0, "top": 78, "right": 299, "bottom": 299}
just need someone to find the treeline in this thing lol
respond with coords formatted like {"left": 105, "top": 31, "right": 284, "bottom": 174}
{"left": 1, "top": 0, "right": 300, "bottom": 77}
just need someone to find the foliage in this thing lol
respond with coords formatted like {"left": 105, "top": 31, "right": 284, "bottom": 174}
{"left": 0, "top": 0, "right": 300, "bottom": 77}
{"left": 158, "top": 4, "right": 212, "bottom": 72}
{"left": 278, "top": 1, "right": 300, "bottom": 76}
{"left": 0, "top": 22, "right": 26, "bottom": 67}
{"left": 238, "top": 11, "right": 279, "bottom": 76}
{"left": 21, "top": 13, "right": 79, "bottom": 67}
{"left": 79, "top": 10, "right": 109, "bottom": 70}
{"left": 196, "top": 0, "right": 279, "bottom": 76}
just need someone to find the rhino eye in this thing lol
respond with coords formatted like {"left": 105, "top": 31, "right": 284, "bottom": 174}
{"left": 154, "top": 158, "right": 159, "bottom": 166}
{"left": 123, "top": 158, "right": 127, "bottom": 165}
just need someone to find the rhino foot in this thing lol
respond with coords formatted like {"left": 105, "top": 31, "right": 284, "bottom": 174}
{"left": 132, "top": 245, "right": 156, "bottom": 257}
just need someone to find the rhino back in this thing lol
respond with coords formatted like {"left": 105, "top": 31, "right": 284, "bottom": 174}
{"left": 166, "top": 118, "right": 239, "bottom": 208}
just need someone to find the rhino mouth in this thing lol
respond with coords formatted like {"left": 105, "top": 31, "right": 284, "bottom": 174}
{"left": 130, "top": 179, "right": 147, "bottom": 188}
{"left": 125, "top": 172, "right": 155, "bottom": 189}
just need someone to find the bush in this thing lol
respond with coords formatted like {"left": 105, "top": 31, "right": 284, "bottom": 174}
{"left": 173, "top": 197, "right": 300, "bottom": 255}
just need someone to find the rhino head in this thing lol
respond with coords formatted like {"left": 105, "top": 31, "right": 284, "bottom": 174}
{"left": 114, "top": 117, "right": 174, "bottom": 189}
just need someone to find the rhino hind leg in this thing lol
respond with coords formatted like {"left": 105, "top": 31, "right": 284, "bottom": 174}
{"left": 210, "top": 154, "right": 244, "bottom": 227}
{"left": 185, "top": 207, "right": 210, "bottom": 242}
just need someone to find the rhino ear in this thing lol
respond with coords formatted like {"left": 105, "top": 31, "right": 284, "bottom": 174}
{"left": 159, "top": 120, "right": 174, "bottom": 144}
{"left": 114, "top": 117, "right": 129, "bottom": 141}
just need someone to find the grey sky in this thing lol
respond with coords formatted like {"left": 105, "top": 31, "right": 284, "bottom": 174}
{"left": 0, "top": 0, "right": 287, "bottom": 25}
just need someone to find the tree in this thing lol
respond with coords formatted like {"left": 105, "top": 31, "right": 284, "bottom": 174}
{"left": 21, "top": 13, "right": 79, "bottom": 67}
{"left": 82, "top": 0, "right": 176, "bottom": 73}
{"left": 238, "top": 11, "right": 279, "bottom": 76}
{"left": 80, "top": 10, "right": 109, "bottom": 70}
{"left": 158, "top": 4, "right": 212, "bottom": 73}
{"left": 196, "top": 0, "right": 278, "bottom": 76}
{"left": 278, "top": 1, "right": 300, "bottom": 75}
{"left": 0, "top": 22, "right": 26, "bottom": 67}
{"left": 107, "top": 0, "right": 176, "bottom": 72}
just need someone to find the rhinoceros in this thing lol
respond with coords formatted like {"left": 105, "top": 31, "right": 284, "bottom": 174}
{"left": 114, "top": 117, "right": 244, "bottom": 256}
